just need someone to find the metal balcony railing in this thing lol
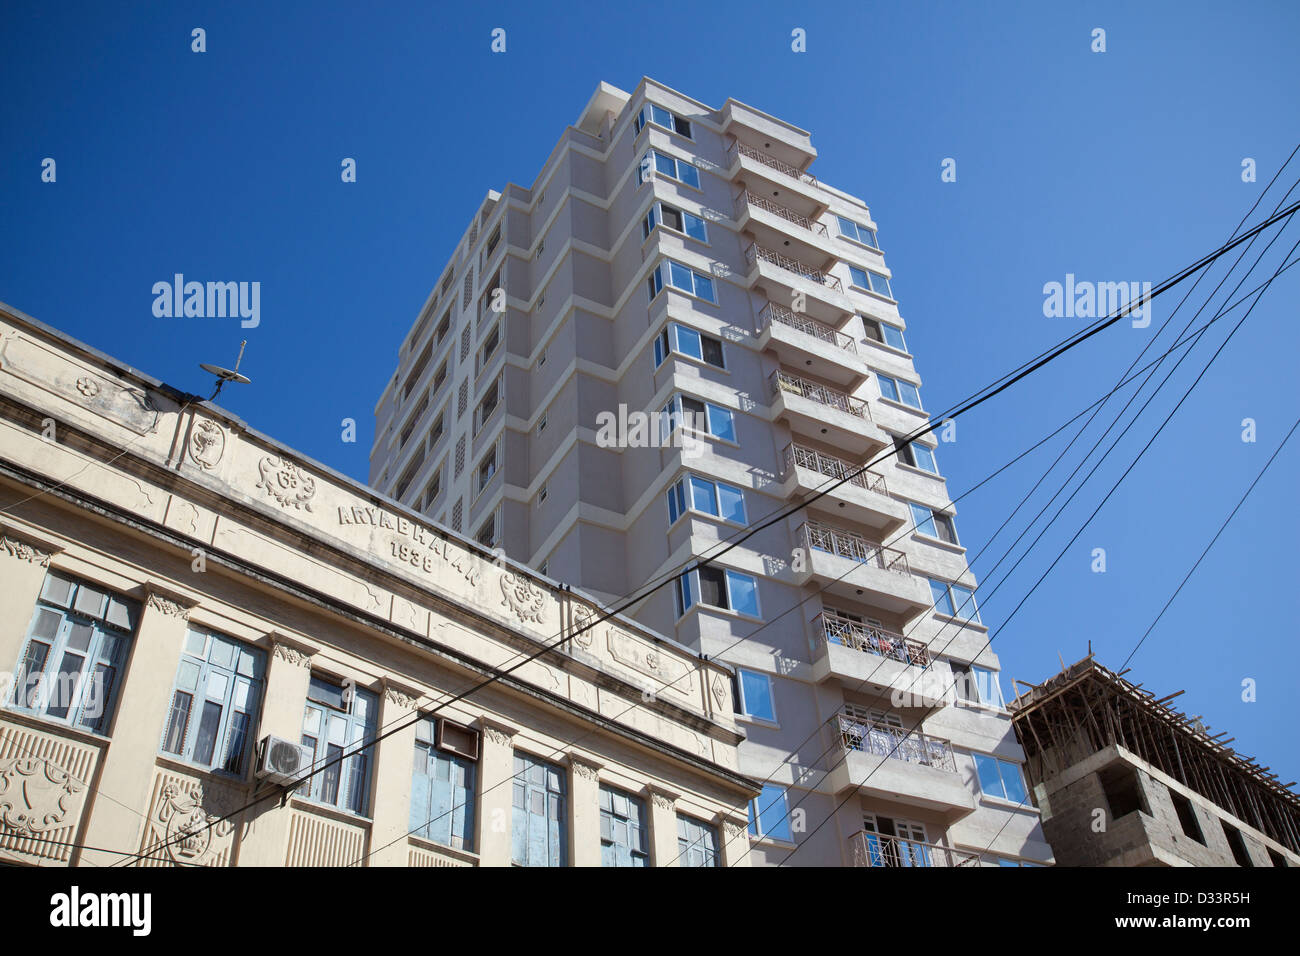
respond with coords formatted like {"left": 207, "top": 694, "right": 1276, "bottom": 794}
{"left": 782, "top": 443, "right": 884, "bottom": 494}
{"left": 738, "top": 190, "right": 828, "bottom": 237}
{"left": 745, "top": 243, "right": 843, "bottom": 293}
{"left": 798, "top": 520, "right": 911, "bottom": 575}
{"left": 815, "top": 610, "right": 929, "bottom": 668}
{"left": 727, "top": 140, "right": 819, "bottom": 187}
{"left": 771, "top": 370, "right": 868, "bottom": 419}
{"left": 836, "top": 712, "right": 957, "bottom": 773}
{"left": 759, "top": 303, "right": 855, "bottom": 353}
{"left": 848, "top": 831, "right": 979, "bottom": 868}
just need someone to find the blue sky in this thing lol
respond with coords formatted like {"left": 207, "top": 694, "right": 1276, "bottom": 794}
{"left": 2, "top": 1, "right": 1298, "bottom": 789}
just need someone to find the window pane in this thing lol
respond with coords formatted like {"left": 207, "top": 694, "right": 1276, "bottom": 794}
{"left": 739, "top": 670, "right": 775, "bottom": 721}
{"left": 668, "top": 261, "right": 693, "bottom": 292}
{"left": 1000, "top": 761, "right": 1027, "bottom": 803}
{"left": 878, "top": 376, "right": 899, "bottom": 402}
{"left": 910, "top": 503, "right": 937, "bottom": 537}
{"left": 974, "top": 753, "right": 1005, "bottom": 799}
{"left": 881, "top": 324, "right": 906, "bottom": 350}
{"left": 193, "top": 700, "right": 223, "bottom": 765}
{"left": 693, "top": 274, "right": 715, "bottom": 302}
{"left": 40, "top": 574, "right": 74, "bottom": 607}
{"left": 974, "top": 666, "right": 1003, "bottom": 707}
{"left": 837, "top": 216, "right": 856, "bottom": 237}
{"left": 654, "top": 151, "right": 674, "bottom": 176}
{"left": 72, "top": 584, "right": 106, "bottom": 618}
{"left": 224, "top": 711, "right": 252, "bottom": 774}
{"left": 688, "top": 475, "right": 718, "bottom": 515}
{"left": 951, "top": 584, "right": 981, "bottom": 623}
{"left": 929, "top": 579, "right": 954, "bottom": 615}
{"left": 898, "top": 381, "right": 922, "bottom": 409}
{"left": 662, "top": 206, "right": 683, "bottom": 232}
{"left": 45, "top": 651, "right": 85, "bottom": 719}
{"left": 674, "top": 324, "right": 703, "bottom": 361}
{"left": 678, "top": 162, "right": 700, "bottom": 189}
{"left": 914, "top": 444, "right": 938, "bottom": 473}
{"left": 651, "top": 104, "right": 672, "bottom": 128}
{"left": 726, "top": 570, "right": 759, "bottom": 617}
{"left": 163, "top": 691, "right": 193, "bottom": 754}
{"left": 707, "top": 404, "right": 734, "bottom": 441}
{"left": 870, "top": 271, "right": 893, "bottom": 298}
{"left": 697, "top": 567, "right": 725, "bottom": 608}
{"left": 700, "top": 336, "right": 724, "bottom": 368}
{"left": 850, "top": 266, "right": 869, "bottom": 289}
{"left": 755, "top": 784, "right": 792, "bottom": 841}
{"left": 716, "top": 483, "right": 745, "bottom": 523}
{"left": 15, "top": 641, "right": 50, "bottom": 708}
{"left": 684, "top": 213, "right": 707, "bottom": 241}
{"left": 321, "top": 744, "right": 344, "bottom": 805}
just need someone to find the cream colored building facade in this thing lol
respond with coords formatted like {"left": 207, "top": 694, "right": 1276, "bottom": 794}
{"left": 370, "top": 79, "right": 1053, "bottom": 866}
{"left": 0, "top": 301, "right": 755, "bottom": 868}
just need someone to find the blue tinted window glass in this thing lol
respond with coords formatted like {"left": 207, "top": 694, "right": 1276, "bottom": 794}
{"left": 929, "top": 579, "right": 954, "bottom": 615}
{"left": 880, "top": 324, "right": 907, "bottom": 351}
{"left": 898, "top": 381, "right": 922, "bottom": 409}
{"left": 910, "top": 503, "right": 937, "bottom": 537}
{"left": 952, "top": 584, "right": 981, "bottom": 623}
{"left": 707, "top": 404, "right": 734, "bottom": 441}
{"left": 914, "top": 444, "right": 938, "bottom": 473}
{"left": 726, "top": 570, "right": 759, "bottom": 617}
{"left": 754, "top": 784, "right": 791, "bottom": 841}
{"left": 849, "top": 266, "right": 870, "bottom": 289}
{"left": 689, "top": 475, "right": 718, "bottom": 515}
{"left": 877, "top": 375, "right": 899, "bottom": 402}
{"left": 716, "top": 483, "right": 746, "bottom": 524}
{"left": 739, "top": 669, "right": 775, "bottom": 721}
{"left": 693, "top": 273, "right": 715, "bottom": 302}
{"left": 674, "top": 324, "right": 703, "bottom": 360}
{"left": 668, "top": 261, "right": 693, "bottom": 292}
{"left": 869, "top": 271, "right": 893, "bottom": 298}
{"left": 974, "top": 753, "right": 1005, "bottom": 798}
{"left": 683, "top": 212, "right": 707, "bottom": 241}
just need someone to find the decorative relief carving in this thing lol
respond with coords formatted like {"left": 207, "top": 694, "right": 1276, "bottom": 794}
{"left": 188, "top": 419, "right": 226, "bottom": 470}
{"left": 75, "top": 376, "right": 101, "bottom": 397}
{"left": 143, "top": 781, "right": 235, "bottom": 867}
{"left": 651, "top": 792, "right": 676, "bottom": 811}
{"left": 481, "top": 725, "right": 513, "bottom": 747}
{"left": 570, "top": 603, "right": 596, "bottom": 650}
{"left": 569, "top": 760, "right": 599, "bottom": 782}
{"left": 723, "top": 820, "right": 747, "bottom": 843}
{"left": 255, "top": 455, "right": 316, "bottom": 511}
{"left": 146, "top": 592, "right": 191, "bottom": 619}
{"left": 711, "top": 674, "right": 729, "bottom": 710}
{"left": 608, "top": 628, "right": 691, "bottom": 694}
{"left": 384, "top": 686, "right": 419, "bottom": 710}
{"left": 0, "top": 534, "right": 52, "bottom": 567}
{"left": 500, "top": 571, "right": 546, "bottom": 624}
{"left": 272, "top": 642, "right": 312, "bottom": 668}
{"left": 0, "top": 757, "right": 84, "bottom": 835}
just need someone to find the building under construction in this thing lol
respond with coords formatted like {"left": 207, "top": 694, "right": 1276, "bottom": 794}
{"left": 1010, "top": 656, "right": 1299, "bottom": 867}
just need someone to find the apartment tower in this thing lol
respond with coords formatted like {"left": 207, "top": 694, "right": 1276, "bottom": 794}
{"left": 370, "top": 78, "right": 1053, "bottom": 866}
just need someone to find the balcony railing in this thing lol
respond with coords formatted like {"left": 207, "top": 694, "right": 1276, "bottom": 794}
{"left": 745, "top": 243, "right": 843, "bottom": 293}
{"left": 815, "top": 610, "right": 929, "bottom": 668}
{"left": 782, "top": 443, "right": 884, "bottom": 494}
{"left": 798, "top": 520, "right": 910, "bottom": 575}
{"left": 836, "top": 713, "right": 957, "bottom": 773}
{"left": 848, "top": 831, "right": 979, "bottom": 868}
{"left": 759, "top": 303, "right": 855, "bottom": 353}
{"left": 728, "top": 140, "right": 819, "bottom": 187}
{"left": 771, "top": 371, "right": 867, "bottom": 419}
{"left": 738, "top": 190, "right": 828, "bottom": 237}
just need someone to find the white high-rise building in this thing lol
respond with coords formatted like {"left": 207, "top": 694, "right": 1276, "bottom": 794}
{"left": 371, "top": 78, "right": 1053, "bottom": 867}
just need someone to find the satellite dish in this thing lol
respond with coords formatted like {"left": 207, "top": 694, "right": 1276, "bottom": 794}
{"left": 200, "top": 340, "right": 252, "bottom": 400}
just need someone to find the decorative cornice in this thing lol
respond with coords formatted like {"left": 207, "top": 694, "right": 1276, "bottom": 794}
{"left": 382, "top": 678, "right": 422, "bottom": 711}
{"left": 478, "top": 716, "right": 518, "bottom": 748}
{"left": 269, "top": 634, "right": 316, "bottom": 669}
{"left": 648, "top": 787, "right": 679, "bottom": 812}
{"left": 0, "top": 533, "right": 54, "bottom": 567}
{"left": 143, "top": 584, "right": 199, "bottom": 621}
{"left": 567, "top": 753, "right": 602, "bottom": 782}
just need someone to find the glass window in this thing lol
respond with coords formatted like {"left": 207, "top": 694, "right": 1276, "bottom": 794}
{"left": 677, "top": 815, "right": 720, "bottom": 867}
{"left": 912, "top": 443, "right": 938, "bottom": 474}
{"left": 411, "top": 718, "right": 476, "bottom": 851}
{"left": 726, "top": 570, "right": 760, "bottom": 617}
{"left": 837, "top": 217, "right": 879, "bottom": 248}
{"left": 160, "top": 627, "right": 265, "bottom": 776}
{"left": 657, "top": 323, "right": 724, "bottom": 369}
{"left": 654, "top": 262, "right": 716, "bottom": 303}
{"left": 880, "top": 322, "right": 907, "bottom": 351}
{"left": 8, "top": 572, "right": 139, "bottom": 734}
{"left": 929, "top": 578, "right": 954, "bottom": 616}
{"left": 910, "top": 503, "right": 938, "bottom": 538}
{"left": 706, "top": 404, "right": 734, "bottom": 441}
{"left": 689, "top": 474, "right": 718, "bottom": 515}
{"left": 641, "top": 150, "right": 700, "bottom": 189}
{"left": 738, "top": 669, "right": 776, "bottom": 722}
{"left": 716, "top": 482, "right": 745, "bottom": 524}
{"left": 749, "top": 784, "right": 792, "bottom": 842}
{"left": 975, "top": 754, "right": 1027, "bottom": 804}
{"left": 950, "top": 584, "right": 981, "bottom": 623}
{"left": 600, "top": 785, "right": 649, "bottom": 867}
{"left": 973, "top": 666, "right": 1004, "bottom": 708}
{"left": 511, "top": 752, "right": 567, "bottom": 866}
{"left": 877, "top": 375, "right": 899, "bottom": 403}
{"left": 300, "top": 676, "right": 377, "bottom": 815}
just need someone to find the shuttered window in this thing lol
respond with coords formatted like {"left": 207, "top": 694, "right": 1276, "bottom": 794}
{"left": 511, "top": 753, "right": 567, "bottom": 866}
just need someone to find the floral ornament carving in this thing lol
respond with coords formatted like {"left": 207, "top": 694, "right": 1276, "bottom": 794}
{"left": 255, "top": 455, "right": 316, "bottom": 511}
{"left": 272, "top": 642, "right": 312, "bottom": 668}
{"left": 150, "top": 782, "right": 234, "bottom": 866}
{"left": 146, "top": 592, "right": 190, "bottom": 619}
{"left": 0, "top": 757, "right": 84, "bottom": 835}
{"left": 570, "top": 603, "right": 596, "bottom": 650}
{"left": 569, "top": 760, "right": 599, "bottom": 782}
{"left": 723, "top": 820, "right": 747, "bottom": 843}
{"left": 188, "top": 419, "right": 226, "bottom": 471}
{"left": 0, "top": 534, "right": 52, "bottom": 567}
{"left": 650, "top": 792, "right": 676, "bottom": 812}
{"left": 482, "top": 725, "right": 513, "bottom": 747}
{"left": 384, "top": 687, "right": 419, "bottom": 710}
{"left": 500, "top": 571, "right": 546, "bottom": 624}
{"left": 75, "top": 376, "right": 101, "bottom": 397}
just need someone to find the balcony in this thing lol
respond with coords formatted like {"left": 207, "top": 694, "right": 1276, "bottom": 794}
{"left": 746, "top": 243, "right": 840, "bottom": 292}
{"left": 735, "top": 190, "right": 839, "bottom": 269}
{"left": 792, "top": 520, "right": 933, "bottom": 617}
{"left": 847, "top": 831, "right": 980, "bottom": 868}
{"left": 770, "top": 370, "right": 885, "bottom": 456}
{"left": 757, "top": 303, "right": 866, "bottom": 388}
{"left": 743, "top": 243, "right": 851, "bottom": 325}
{"left": 728, "top": 140, "right": 818, "bottom": 187}
{"left": 811, "top": 611, "right": 946, "bottom": 706}
{"left": 779, "top": 443, "right": 906, "bottom": 535}
{"left": 827, "top": 713, "right": 975, "bottom": 821}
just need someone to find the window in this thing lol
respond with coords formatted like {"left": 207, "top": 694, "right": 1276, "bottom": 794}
{"left": 1221, "top": 821, "right": 1255, "bottom": 867}
{"left": 643, "top": 202, "right": 708, "bottom": 242}
{"left": 9, "top": 572, "right": 139, "bottom": 734}
{"left": 478, "top": 323, "right": 501, "bottom": 374}
{"left": 1168, "top": 789, "right": 1204, "bottom": 844}
{"left": 434, "top": 310, "right": 451, "bottom": 346}
{"left": 837, "top": 216, "right": 879, "bottom": 249}
{"left": 475, "top": 513, "right": 497, "bottom": 549}
{"left": 475, "top": 378, "right": 501, "bottom": 433}
{"left": 300, "top": 675, "right": 377, "bottom": 815}
{"left": 428, "top": 412, "right": 445, "bottom": 448}
{"left": 160, "top": 627, "right": 265, "bottom": 775}
{"left": 432, "top": 360, "right": 448, "bottom": 395}
{"left": 737, "top": 668, "right": 776, "bottom": 722}
{"left": 647, "top": 260, "right": 716, "bottom": 303}
{"left": 974, "top": 753, "right": 1027, "bottom": 804}
{"left": 971, "top": 665, "right": 1004, "bottom": 707}
{"left": 675, "top": 566, "right": 760, "bottom": 619}
{"left": 749, "top": 784, "right": 792, "bottom": 842}
{"left": 404, "top": 340, "right": 433, "bottom": 400}
{"left": 511, "top": 753, "right": 567, "bottom": 866}
{"left": 862, "top": 316, "right": 908, "bottom": 352}
{"left": 660, "top": 394, "right": 735, "bottom": 443}
{"left": 909, "top": 502, "right": 957, "bottom": 544}
{"left": 667, "top": 474, "right": 746, "bottom": 525}
{"left": 600, "top": 785, "right": 649, "bottom": 867}
{"left": 485, "top": 224, "right": 501, "bottom": 257}
{"left": 638, "top": 149, "right": 701, "bottom": 189}
{"left": 635, "top": 103, "right": 693, "bottom": 139}
{"left": 894, "top": 436, "right": 939, "bottom": 474}
{"left": 848, "top": 265, "right": 894, "bottom": 299}
{"left": 422, "top": 469, "right": 442, "bottom": 510}
{"left": 411, "top": 718, "right": 477, "bottom": 851}
{"left": 1098, "top": 762, "right": 1147, "bottom": 820}
{"left": 860, "top": 814, "right": 931, "bottom": 867}
{"left": 877, "top": 373, "right": 923, "bottom": 410}
{"left": 677, "top": 815, "right": 720, "bottom": 867}
{"left": 928, "top": 578, "right": 981, "bottom": 623}
{"left": 477, "top": 446, "right": 498, "bottom": 492}
{"left": 654, "top": 322, "right": 724, "bottom": 369}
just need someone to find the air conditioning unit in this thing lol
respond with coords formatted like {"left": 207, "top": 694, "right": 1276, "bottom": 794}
{"left": 256, "top": 735, "right": 313, "bottom": 786}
